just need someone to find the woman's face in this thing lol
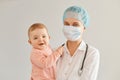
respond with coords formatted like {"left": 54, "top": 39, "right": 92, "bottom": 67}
{"left": 63, "top": 18, "right": 85, "bottom": 41}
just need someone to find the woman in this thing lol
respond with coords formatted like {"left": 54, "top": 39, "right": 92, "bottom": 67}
{"left": 56, "top": 6, "right": 100, "bottom": 80}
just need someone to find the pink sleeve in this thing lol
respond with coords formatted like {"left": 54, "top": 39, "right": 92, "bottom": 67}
{"left": 31, "top": 49, "right": 61, "bottom": 68}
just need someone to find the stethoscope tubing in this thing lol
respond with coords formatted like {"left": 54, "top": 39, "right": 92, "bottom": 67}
{"left": 61, "top": 43, "right": 88, "bottom": 76}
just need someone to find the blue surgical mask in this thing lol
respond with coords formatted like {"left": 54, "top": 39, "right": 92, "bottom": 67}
{"left": 63, "top": 26, "right": 81, "bottom": 41}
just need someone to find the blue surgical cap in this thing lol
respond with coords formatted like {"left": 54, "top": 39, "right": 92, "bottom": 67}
{"left": 63, "top": 6, "right": 89, "bottom": 27}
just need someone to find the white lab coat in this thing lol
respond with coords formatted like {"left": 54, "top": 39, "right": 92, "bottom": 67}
{"left": 56, "top": 41, "right": 100, "bottom": 80}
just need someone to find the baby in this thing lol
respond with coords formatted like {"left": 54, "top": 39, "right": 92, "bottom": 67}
{"left": 28, "top": 23, "right": 63, "bottom": 80}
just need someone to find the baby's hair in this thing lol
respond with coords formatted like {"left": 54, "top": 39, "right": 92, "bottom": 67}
{"left": 28, "top": 23, "right": 48, "bottom": 38}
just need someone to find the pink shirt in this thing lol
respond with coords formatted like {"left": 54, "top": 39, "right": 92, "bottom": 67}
{"left": 30, "top": 46, "right": 61, "bottom": 80}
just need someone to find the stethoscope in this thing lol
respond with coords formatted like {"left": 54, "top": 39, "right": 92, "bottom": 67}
{"left": 78, "top": 43, "right": 88, "bottom": 76}
{"left": 61, "top": 43, "right": 88, "bottom": 76}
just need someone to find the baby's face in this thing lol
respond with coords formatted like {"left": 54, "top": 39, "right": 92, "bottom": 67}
{"left": 29, "top": 28, "right": 50, "bottom": 50}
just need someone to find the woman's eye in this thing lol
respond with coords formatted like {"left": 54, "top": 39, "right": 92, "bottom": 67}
{"left": 64, "top": 22, "right": 70, "bottom": 26}
{"left": 73, "top": 23, "right": 80, "bottom": 27}
{"left": 64, "top": 24, "right": 70, "bottom": 26}
{"left": 72, "top": 22, "right": 81, "bottom": 27}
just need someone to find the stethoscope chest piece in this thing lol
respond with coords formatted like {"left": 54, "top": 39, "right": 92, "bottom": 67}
{"left": 78, "top": 69, "right": 82, "bottom": 76}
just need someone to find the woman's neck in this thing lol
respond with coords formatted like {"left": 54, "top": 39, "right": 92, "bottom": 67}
{"left": 67, "top": 39, "right": 82, "bottom": 56}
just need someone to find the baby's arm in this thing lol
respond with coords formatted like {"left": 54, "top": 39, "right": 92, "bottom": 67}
{"left": 31, "top": 45, "right": 63, "bottom": 69}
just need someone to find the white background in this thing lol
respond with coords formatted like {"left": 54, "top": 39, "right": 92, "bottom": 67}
{"left": 0, "top": 0, "right": 120, "bottom": 80}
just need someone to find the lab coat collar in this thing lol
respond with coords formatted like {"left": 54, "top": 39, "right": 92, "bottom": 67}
{"left": 78, "top": 40, "right": 86, "bottom": 51}
{"left": 64, "top": 40, "right": 86, "bottom": 52}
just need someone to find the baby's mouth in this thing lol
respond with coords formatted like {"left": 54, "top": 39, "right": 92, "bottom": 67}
{"left": 39, "top": 43, "right": 44, "bottom": 46}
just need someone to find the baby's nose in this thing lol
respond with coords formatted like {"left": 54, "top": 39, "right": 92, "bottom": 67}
{"left": 38, "top": 37, "right": 43, "bottom": 41}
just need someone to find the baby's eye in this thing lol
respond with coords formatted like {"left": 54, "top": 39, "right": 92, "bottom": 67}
{"left": 42, "top": 35, "right": 46, "bottom": 38}
{"left": 34, "top": 37, "right": 38, "bottom": 40}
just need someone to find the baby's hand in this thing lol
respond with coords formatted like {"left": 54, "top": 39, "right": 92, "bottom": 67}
{"left": 57, "top": 44, "right": 64, "bottom": 55}
{"left": 61, "top": 43, "right": 65, "bottom": 47}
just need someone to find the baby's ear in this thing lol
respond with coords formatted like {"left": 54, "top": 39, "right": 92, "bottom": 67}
{"left": 28, "top": 40, "right": 31, "bottom": 44}
{"left": 49, "top": 35, "right": 50, "bottom": 39}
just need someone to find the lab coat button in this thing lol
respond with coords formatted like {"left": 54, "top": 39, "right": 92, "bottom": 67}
{"left": 68, "top": 63, "right": 71, "bottom": 65}
{"left": 65, "top": 72, "right": 67, "bottom": 75}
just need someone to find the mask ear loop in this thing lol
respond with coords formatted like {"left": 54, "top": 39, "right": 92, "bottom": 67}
{"left": 78, "top": 44, "right": 88, "bottom": 76}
